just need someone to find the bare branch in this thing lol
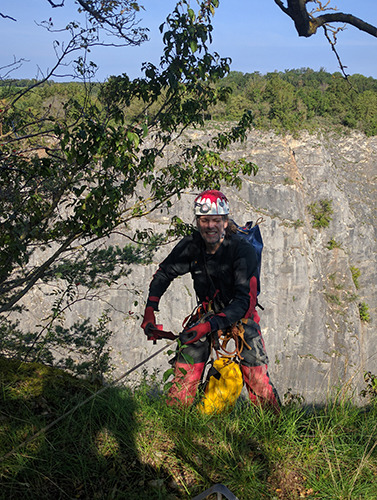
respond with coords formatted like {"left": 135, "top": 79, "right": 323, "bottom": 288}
{"left": 315, "top": 12, "right": 377, "bottom": 37}
{"left": 273, "top": 0, "right": 289, "bottom": 15}
{"left": 0, "top": 12, "right": 17, "bottom": 21}
{"left": 0, "top": 234, "right": 79, "bottom": 314}
{"left": 274, "top": 0, "right": 313, "bottom": 37}
{"left": 46, "top": 0, "right": 65, "bottom": 6}
{"left": 274, "top": 0, "right": 377, "bottom": 38}
{"left": 322, "top": 25, "right": 349, "bottom": 79}
{"left": 75, "top": 0, "right": 148, "bottom": 45}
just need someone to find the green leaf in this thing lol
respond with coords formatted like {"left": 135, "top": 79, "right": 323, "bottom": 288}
{"left": 188, "top": 8, "right": 195, "bottom": 22}
{"left": 127, "top": 131, "right": 140, "bottom": 148}
{"left": 163, "top": 368, "right": 175, "bottom": 382}
{"left": 181, "top": 353, "right": 194, "bottom": 365}
{"left": 163, "top": 381, "right": 173, "bottom": 392}
{"left": 190, "top": 40, "right": 198, "bottom": 53}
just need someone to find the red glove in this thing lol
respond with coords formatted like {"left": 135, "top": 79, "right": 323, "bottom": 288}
{"left": 181, "top": 321, "right": 212, "bottom": 344}
{"left": 141, "top": 306, "right": 157, "bottom": 337}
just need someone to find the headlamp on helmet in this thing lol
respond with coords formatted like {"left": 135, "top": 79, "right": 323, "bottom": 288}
{"left": 194, "top": 190, "right": 229, "bottom": 216}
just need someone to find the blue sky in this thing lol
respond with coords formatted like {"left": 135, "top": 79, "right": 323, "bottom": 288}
{"left": 1, "top": 0, "right": 376, "bottom": 81}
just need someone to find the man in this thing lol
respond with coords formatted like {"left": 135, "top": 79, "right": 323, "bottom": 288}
{"left": 141, "top": 189, "right": 280, "bottom": 411}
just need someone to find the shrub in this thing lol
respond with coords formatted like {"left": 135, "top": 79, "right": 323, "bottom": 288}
{"left": 326, "top": 238, "right": 342, "bottom": 250}
{"left": 307, "top": 199, "right": 333, "bottom": 229}
{"left": 359, "top": 302, "right": 371, "bottom": 322}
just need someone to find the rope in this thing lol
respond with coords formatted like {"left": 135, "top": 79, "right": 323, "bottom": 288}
{"left": 215, "top": 321, "right": 252, "bottom": 361}
{"left": 0, "top": 339, "right": 176, "bottom": 462}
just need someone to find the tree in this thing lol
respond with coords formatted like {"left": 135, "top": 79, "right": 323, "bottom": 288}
{"left": 0, "top": 0, "right": 257, "bottom": 374}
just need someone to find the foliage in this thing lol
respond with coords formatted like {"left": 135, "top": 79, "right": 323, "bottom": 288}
{"left": 359, "top": 301, "right": 371, "bottom": 323}
{"left": 0, "top": 0, "right": 257, "bottom": 372}
{"left": 212, "top": 69, "right": 377, "bottom": 135}
{"left": 361, "top": 371, "right": 377, "bottom": 400}
{"left": 350, "top": 265, "right": 361, "bottom": 289}
{"left": 0, "top": 311, "right": 115, "bottom": 380}
{"left": 1, "top": 357, "right": 377, "bottom": 499}
{"left": 326, "top": 237, "right": 342, "bottom": 250}
{"left": 307, "top": 199, "right": 333, "bottom": 229}
{"left": 293, "top": 219, "right": 304, "bottom": 228}
{"left": 0, "top": 1, "right": 148, "bottom": 82}
{"left": 163, "top": 339, "right": 194, "bottom": 394}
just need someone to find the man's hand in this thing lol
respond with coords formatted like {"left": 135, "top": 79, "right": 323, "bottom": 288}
{"left": 181, "top": 321, "right": 212, "bottom": 344}
{"left": 141, "top": 306, "right": 157, "bottom": 337}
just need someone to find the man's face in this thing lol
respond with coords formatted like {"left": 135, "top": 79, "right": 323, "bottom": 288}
{"left": 196, "top": 215, "right": 228, "bottom": 252}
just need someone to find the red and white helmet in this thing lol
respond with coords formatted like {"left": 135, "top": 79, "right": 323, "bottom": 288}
{"left": 194, "top": 189, "right": 230, "bottom": 216}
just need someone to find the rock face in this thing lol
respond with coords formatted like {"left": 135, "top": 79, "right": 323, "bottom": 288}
{"left": 19, "top": 128, "right": 377, "bottom": 405}
{"left": 228, "top": 129, "right": 376, "bottom": 404}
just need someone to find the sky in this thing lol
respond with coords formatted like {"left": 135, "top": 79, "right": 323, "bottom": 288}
{"left": 1, "top": 0, "right": 376, "bottom": 82}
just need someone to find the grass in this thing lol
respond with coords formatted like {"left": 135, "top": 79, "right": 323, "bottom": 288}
{"left": 1, "top": 357, "right": 377, "bottom": 499}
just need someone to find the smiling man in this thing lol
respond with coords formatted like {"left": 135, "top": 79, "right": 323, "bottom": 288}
{"left": 141, "top": 189, "right": 280, "bottom": 412}
{"left": 196, "top": 214, "right": 227, "bottom": 252}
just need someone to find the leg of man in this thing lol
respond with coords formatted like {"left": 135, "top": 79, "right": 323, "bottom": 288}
{"left": 241, "top": 364, "right": 280, "bottom": 413}
{"left": 167, "top": 336, "right": 210, "bottom": 407}
{"left": 240, "top": 319, "right": 281, "bottom": 412}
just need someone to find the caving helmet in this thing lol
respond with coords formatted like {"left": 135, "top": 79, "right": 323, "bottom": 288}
{"left": 194, "top": 189, "right": 230, "bottom": 216}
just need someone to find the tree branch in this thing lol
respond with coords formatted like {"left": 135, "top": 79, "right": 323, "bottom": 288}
{"left": 274, "top": 0, "right": 313, "bottom": 37}
{"left": 0, "top": 12, "right": 17, "bottom": 21}
{"left": 322, "top": 26, "right": 349, "bottom": 79}
{"left": 274, "top": 0, "right": 377, "bottom": 38}
{"left": 315, "top": 13, "right": 377, "bottom": 37}
{"left": 46, "top": 0, "right": 65, "bottom": 7}
{"left": 75, "top": 0, "right": 148, "bottom": 45}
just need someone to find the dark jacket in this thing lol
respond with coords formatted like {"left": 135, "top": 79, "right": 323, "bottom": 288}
{"left": 147, "top": 230, "right": 260, "bottom": 331}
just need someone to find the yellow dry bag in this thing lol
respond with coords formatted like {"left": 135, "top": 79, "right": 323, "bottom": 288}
{"left": 198, "top": 357, "right": 243, "bottom": 415}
